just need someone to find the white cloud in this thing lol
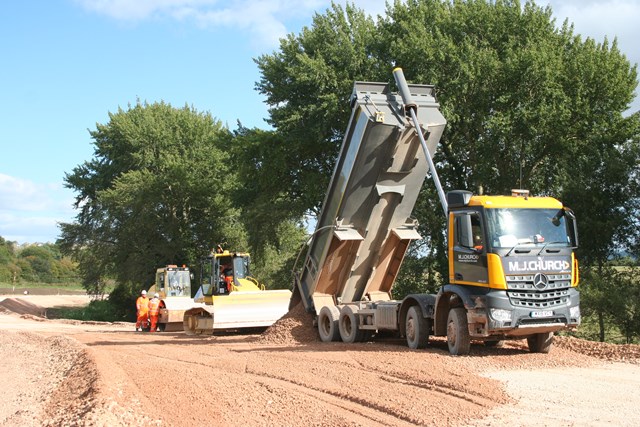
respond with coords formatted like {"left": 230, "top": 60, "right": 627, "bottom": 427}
{"left": 74, "top": 0, "right": 219, "bottom": 21}
{"left": 546, "top": 1, "right": 640, "bottom": 52}
{"left": 74, "top": 0, "right": 638, "bottom": 111}
{"left": 0, "top": 174, "right": 76, "bottom": 244}
{"left": 544, "top": 0, "right": 640, "bottom": 112}
{"left": 74, "top": 0, "right": 388, "bottom": 49}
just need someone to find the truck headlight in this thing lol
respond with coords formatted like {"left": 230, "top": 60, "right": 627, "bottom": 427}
{"left": 490, "top": 308, "right": 512, "bottom": 322}
{"left": 570, "top": 305, "right": 581, "bottom": 319}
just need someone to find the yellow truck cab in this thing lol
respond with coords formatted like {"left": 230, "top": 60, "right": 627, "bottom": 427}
{"left": 441, "top": 189, "right": 580, "bottom": 353}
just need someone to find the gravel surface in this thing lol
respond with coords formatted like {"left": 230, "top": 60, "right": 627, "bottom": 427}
{"left": 1, "top": 295, "right": 639, "bottom": 426}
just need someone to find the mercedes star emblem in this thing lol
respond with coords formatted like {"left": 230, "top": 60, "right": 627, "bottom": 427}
{"left": 533, "top": 273, "right": 549, "bottom": 290}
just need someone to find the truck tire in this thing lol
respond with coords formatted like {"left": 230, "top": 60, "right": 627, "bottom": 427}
{"left": 405, "top": 305, "right": 430, "bottom": 349}
{"left": 447, "top": 307, "right": 471, "bottom": 355}
{"left": 318, "top": 305, "right": 341, "bottom": 342}
{"left": 339, "top": 305, "right": 365, "bottom": 343}
{"left": 527, "top": 332, "right": 554, "bottom": 353}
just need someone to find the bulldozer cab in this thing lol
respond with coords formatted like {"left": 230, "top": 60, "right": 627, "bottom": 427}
{"left": 155, "top": 265, "right": 192, "bottom": 298}
{"left": 200, "top": 250, "right": 253, "bottom": 296}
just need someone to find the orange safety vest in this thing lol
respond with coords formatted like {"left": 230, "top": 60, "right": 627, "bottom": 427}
{"left": 148, "top": 298, "right": 161, "bottom": 316}
{"left": 224, "top": 275, "right": 233, "bottom": 292}
{"left": 136, "top": 296, "right": 149, "bottom": 313}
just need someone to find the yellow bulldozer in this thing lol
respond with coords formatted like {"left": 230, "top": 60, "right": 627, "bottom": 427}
{"left": 147, "top": 264, "right": 202, "bottom": 332}
{"left": 182, "top": 247, "right": 291, "bottom": 335}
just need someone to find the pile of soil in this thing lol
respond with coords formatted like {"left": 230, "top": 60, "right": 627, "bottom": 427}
{"left": 0, "top": 298, "right": 46, "bottom": 317}
{"left": 554, "top": 335, "right": 640, "bottom": 364}
{"left": 258, "top": 300, "right": 318, "bottom": 345}
{"left": 0, "top": 331, "right": 98, "bottom": 426}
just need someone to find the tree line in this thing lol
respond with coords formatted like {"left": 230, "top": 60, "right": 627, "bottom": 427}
{"left": 0, "top": 237, "right": 79, "bottom": 285}
{"left": 58, "top": 1, "right": 640, "bottom": 342}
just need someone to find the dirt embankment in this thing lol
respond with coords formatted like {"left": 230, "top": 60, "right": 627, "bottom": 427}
{"left": 1, "top": 296, "right": 640, "bottom": 427}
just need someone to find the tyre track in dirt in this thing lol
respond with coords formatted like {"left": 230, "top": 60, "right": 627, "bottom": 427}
{"left": 245, "top": 345, "right": 501, "bottom": 409}
{"left": 80, "top": 334, "right": 485, "bottom": 426}
{"left": 3, "top": 296, "right": 640, "bottom": 427}
{"left": 70, "top": 330, "right": 506, "bottom": 426}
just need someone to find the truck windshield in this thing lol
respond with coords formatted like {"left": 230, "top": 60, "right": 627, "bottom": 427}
{"left": 485, "top": 208, "right": 570, "bottom": 248}
{"left": 166, "top": 270, "right": 191, "bottom": 297}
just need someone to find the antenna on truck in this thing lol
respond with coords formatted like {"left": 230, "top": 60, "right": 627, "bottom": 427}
{"left": 392, "top": 67, "right": 448, "bottom": 216}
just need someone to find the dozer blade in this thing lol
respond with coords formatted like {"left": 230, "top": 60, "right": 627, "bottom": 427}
{"left": 183, "top": 290, "right": 292, "bottom": 335}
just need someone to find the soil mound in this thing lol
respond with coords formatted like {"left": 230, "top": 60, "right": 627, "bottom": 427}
{"left": 0, "top": 331, "right": 100, "bottom": 426}
{"left": 555, "top": 335, "right": 640, "bottom": 364}
{"left": 258, "top": 300, "right": 319, "bottom": 345}
{"left": 0, "top": 298, "right": 46, "bottom": 317}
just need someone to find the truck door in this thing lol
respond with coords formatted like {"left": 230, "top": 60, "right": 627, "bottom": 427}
{"left": 451, "top": 211, "right": 489, "bottom": 285}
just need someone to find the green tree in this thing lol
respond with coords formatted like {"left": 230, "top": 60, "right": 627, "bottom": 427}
{"left": 580, "top": 263, "right": 640, "bottom": 343}
{"left": 0, "top": 237, "right": 17, "bottom": 283}
{"left": 18, "top": 245, "right": 58, "bottom": 283}
{"left": 224, "top": 126, "right": 313, "bottom": 288}
{"left": 0, "top": 237, "right": 14, "bottom": 264}
{"left": 379, "top": 0, "right": 639, "bottom": 280}
{"left": 612, "top": 264, "right": 640, "bottom": 343}
{"left": 58, "top": 101, "right": 242, "bottom": 296}
{"left": 248, "top": 220, "right": 308, "bottom": 290}
{"left": 0, "top": 239, "right": 78, "bottom": 285}
{"left": 255, "top": 3, "right": 382, "bottom": 216}
{"left": 255, "top": 0, "right": 639, "bottom": 295}
{"left": 230, "top": 127, "right": 300, "bottom": 252}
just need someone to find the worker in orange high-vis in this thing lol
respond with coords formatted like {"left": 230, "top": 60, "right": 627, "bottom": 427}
{"left": 136, "top": 290, "right": 150, "bottom": 331}
{"left": 148, "top": 293, "right": 161, "bottom": 332}
{"left": 219, "top": 263, "right": 234, "bottom": 292}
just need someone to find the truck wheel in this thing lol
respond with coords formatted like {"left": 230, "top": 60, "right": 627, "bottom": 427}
{"left": 318, "top": 306, "right": 341, "bottom": 342}
{"left": 405, "top": 306, "right": 429, "bottom": 349}
{"left": 527, "top": 332, "right": 554, "bottom": 353}
{"left": 339, "top": 305, "right": 365, "bottom": 343}
{"left": 447, "top": 307, "right": 471, "bottom": 355}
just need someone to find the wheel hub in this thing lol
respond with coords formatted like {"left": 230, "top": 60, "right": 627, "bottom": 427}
{"left": 447, "top": 321, "right": 456, "bottom": 345}
{"left": 406, "top": 318, "right": 415, "bottom": 341}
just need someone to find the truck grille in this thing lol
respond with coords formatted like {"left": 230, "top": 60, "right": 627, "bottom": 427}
{"left": 506, "top": 274, "right": 572, "bottom": 308}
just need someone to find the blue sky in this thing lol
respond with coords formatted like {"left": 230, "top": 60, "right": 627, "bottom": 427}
{"left": 1, "top": 0, "right": 638, "bottom": 245}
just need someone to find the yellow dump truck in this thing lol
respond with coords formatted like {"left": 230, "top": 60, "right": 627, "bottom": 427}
{"left": 183, "top": 248, "right": 291, "bottom": 335}
{"left": 293, "top": 68, "right": 580, "bottom": 355}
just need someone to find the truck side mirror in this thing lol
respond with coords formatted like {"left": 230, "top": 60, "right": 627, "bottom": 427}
{"left": 564, "top": 208, "right": 579, "bottom": 248}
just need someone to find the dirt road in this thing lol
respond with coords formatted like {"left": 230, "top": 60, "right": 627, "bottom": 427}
{"left": 1, "top": 295, "right": 639, "bottom": 426}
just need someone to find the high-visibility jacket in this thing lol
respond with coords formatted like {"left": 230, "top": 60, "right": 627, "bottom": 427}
{"left": 224, "top": 275, "right": 233, "bottom": 292}
{"left": 136, "top": 296, "right": 149, "bottom": 314}
{"left": 148, "top": 298, "right": 161, "bottom": 316}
